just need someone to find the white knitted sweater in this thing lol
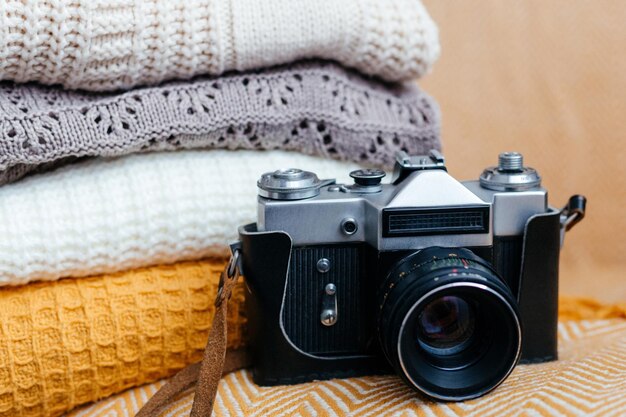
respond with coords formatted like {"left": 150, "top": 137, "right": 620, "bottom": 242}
{"left": 0, "top": 150, "right": 358, "bottom": 286}
{"left": 0, "top": 0, "right": 439, "bottom": 90}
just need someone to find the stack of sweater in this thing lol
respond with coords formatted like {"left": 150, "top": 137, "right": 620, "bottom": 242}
{"left": 0, "top": 1, "right": 441, "bottom": 416}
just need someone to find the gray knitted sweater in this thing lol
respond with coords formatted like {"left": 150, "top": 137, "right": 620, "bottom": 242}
{"left": 0, "top": 61, "right": 440, "bottom": 184}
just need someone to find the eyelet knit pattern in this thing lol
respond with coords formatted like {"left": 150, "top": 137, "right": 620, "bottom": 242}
{"left": 0, "top": 61, "right": 440, "bottom": 186}
{"left": 0, "top": 149, "right": 359, "bottom": 286}
{"left": 0, "top": 258, "right": 246, "bottom": 417}
{"left": 0, "top": 0, "right": 439, "bottom": 91}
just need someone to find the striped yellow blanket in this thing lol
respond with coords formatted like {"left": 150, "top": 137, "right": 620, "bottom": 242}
{"left": 70, "top": 319, "right": 626, "bottom": 417}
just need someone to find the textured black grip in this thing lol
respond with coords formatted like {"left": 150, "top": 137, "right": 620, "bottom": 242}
{"left": 492, "top": 236, "right": 523, "bottom": 299}
{"left": 284, "top": 246, "right": 368, "bottom": 355}
{"left": 240, "top": 224, "right": 385, "bottom": 386}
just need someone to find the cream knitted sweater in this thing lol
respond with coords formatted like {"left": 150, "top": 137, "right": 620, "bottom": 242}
{"left": 0, "top": 0, "right": 439, "bottom": 91}
{"left": 0, "top": 150, "right": 358, "bottom": 286}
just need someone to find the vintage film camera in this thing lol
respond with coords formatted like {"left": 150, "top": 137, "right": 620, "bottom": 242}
{"left": 236, "top": 151, "right": 586, "bottom": 400}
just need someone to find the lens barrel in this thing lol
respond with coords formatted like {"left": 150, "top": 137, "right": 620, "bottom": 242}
{"left": 378, "top": 247, "right": 521, "bottom": 401}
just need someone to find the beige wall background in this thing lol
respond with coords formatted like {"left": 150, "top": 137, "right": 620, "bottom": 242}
{"left": 420, "top": 1, "right": 625, "bottom": 302}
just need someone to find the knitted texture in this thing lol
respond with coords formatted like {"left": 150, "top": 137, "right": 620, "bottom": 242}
{"left": 69, "top": 319, "right": 626, "bottom": 417}
{"left": 0, "top": 258, "right": 246, "bottom": 417}
{"left": 0, "top": 0, "right": 439, "bottom": 91}
{"left": 0, "top": 149, "right": 359, "bottom": 286}
{"left": 0, "top": 61, "right": 440, "bottom": 185}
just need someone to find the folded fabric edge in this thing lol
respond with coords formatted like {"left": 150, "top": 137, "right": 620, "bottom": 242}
{"left": 0, "top": 149, "right": 363, "bottom": 286}
{"left": 0, "top": 257, "right": 247, "bottom": 417}
{"left": 0, "top": 60, "right": 441, "bottom": 185}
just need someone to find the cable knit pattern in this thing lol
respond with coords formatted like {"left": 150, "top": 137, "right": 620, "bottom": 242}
{"left": 0, "top": 0, "right": 439, "bottom": 90}
{"left": 0, "top": 61, "right": 440, "bottom": 185}
{"left": 0, "top": 258, "right": 246, "bottom": 417}
{"left": 0, "top": 149, "right": 359, "bottom": 286}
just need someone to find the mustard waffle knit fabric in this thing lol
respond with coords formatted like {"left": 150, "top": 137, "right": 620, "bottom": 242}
{"left": 0, "top": 258, "right": 246, "bottom": 417}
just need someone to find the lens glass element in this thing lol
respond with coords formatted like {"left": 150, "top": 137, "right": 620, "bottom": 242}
{"left": 377, "top": 247, "right": 522, "bottom": 400}
{"left": 417, "top": 296, "right": 475, "bottom": 355}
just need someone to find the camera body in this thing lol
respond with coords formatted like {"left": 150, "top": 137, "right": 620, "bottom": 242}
{"left": 238, "top": 151, "right": 585, "bottom": 400}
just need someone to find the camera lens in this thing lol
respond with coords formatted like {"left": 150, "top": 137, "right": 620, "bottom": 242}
{"left": 416, "top": 295, "right": 475, "bottom": 356}
{"left": 378, "top": 247, "right": 521, "bottom": 401}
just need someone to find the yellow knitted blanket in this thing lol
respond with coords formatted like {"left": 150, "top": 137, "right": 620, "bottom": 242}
{"left": 0, "top": 258, "right": 623, "bottom": 417}
{"left": 0, "top": 260, "right": 246, "bottom": 417}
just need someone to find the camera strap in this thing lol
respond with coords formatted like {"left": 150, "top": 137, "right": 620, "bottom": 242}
{"left": 136, "top": 249, "right": 249, "bottom": 417}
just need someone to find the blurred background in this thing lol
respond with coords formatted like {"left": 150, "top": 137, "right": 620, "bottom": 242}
{"left": 420, "top": 1, "right": 625, "bottom": 302}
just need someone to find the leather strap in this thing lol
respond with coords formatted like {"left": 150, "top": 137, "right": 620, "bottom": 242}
{"left": 137, "top": 251, "right": 247, "bottom": 417}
